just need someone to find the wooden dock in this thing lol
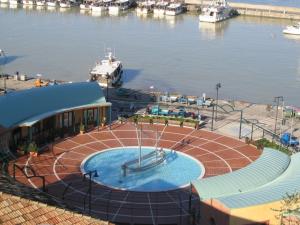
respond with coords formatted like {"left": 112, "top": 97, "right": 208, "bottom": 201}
{"left": 185, "top": 0, "right": 300, "bottom": 20}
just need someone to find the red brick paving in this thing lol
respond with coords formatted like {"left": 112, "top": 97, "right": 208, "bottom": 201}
{"left": 9, "top": 122, "right": 261, "bottom": 225}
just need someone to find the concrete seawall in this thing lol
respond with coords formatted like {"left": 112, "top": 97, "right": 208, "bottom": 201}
{"left": 185, "top": 0, "right": 300, "bottom": 20}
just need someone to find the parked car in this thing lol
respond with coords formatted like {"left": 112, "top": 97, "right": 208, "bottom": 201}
{"left": 280, "top": 133, "right": 299, "bottom": 147}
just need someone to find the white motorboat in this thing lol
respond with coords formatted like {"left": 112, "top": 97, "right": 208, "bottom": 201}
{"left": 153, "top": 1, "right": 169, "bottom": 15}
{"left": 199, "top": 0, "right": 234, "bottom": 23}
{"left": 136, "top": 0, "right": 155, "bottom": 14}
{"left": 165, "top": 3, "right": 183, "bottom": 16}
{"left": 22, "top": 0, "right": 34, "bottom": 5}
{"left": 283, "top": 22, "right": 300, "bottom": 35}
{"left": 109, "top": 0, "right": 132, "bottom": 14}
{"left": 0, "top": 0, "right": 9, "bottom": 4}
{"left": 89, "top": 49, "right": 123, "bottom": 88}
{"left": 9, "top": 0, "right": 19, "bottom": 5}
{"left": 59, "top": 0, "right": 72, "bottom": 8}
{"left": 80, "top": 0, "right": 91, "bottom": 10}
{"left": 47, "top": 0, "right": 56, "bottom": 7}
{"left": 91, "top": 1, "right": 105, "bottom": 12}
{"left": 36, "top": 0, "right": 46, "bottom": 5}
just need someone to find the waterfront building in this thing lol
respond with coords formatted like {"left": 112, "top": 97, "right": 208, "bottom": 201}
{"left": 0, "top": 82, "right": 111, "bottom": 154}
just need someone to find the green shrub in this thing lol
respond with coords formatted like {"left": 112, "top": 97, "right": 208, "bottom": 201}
{"left": 254, "top": 138, "right": 291, "bottom": 155}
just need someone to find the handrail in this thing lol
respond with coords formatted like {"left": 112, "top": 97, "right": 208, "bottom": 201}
{"left": 13, "top": 163, "right": 46, "bottom": 192}
{"left": 62, "top": 182, "right": 72, "bottom": 200}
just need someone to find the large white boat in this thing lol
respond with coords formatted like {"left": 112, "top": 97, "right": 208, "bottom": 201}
{"left": 199, "top": 0, "right": 234, "bottom": 23}
{"left": 109, "top": 0, "right": 132, "bottom": 14}
{"left": 89, "top": 50, "right": 123, "bottom": 88}
{"left": 0, "top": 0, "right": 9, "bottom": 4}
{"left": 165, "top": 3, "right": 183, "bottom": 16}
{"left": 283, "top": 22, "right": 300, "bottom": 35}
{"left": 153, "top": 1, "right": 169, "bottom": 15}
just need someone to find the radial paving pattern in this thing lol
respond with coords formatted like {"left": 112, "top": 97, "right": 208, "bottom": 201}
{"left": 9, "top": 123, "right": 261, "bottom": 224}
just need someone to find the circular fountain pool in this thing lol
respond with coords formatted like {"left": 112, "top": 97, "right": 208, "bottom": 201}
{"left": 81, "top": 147, "right": 205, "bottom": 192}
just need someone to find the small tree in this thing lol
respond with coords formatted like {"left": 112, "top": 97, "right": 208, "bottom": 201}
{"left": 272, "top": 192, "right": 300, "bottom": 225}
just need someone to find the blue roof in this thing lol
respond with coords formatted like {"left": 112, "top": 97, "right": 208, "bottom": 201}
{"left": 217, "top": 152, "right": 300, "bottom": 208}
{"left": 0, "top": 82, "right": 110, "bottom": 128}
{"left": 192, "top": 148, "right": 290, "bottom": 200}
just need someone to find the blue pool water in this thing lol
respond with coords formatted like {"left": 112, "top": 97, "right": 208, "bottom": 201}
{"left": 81, "top": 147, "right": 204, "bottom": 192}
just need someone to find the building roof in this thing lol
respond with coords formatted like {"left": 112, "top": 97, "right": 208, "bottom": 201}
{"left": 192, "top": 148, "right": 290, "bottom": 200}
{"left": 0, "top": 82, "right": 110, "bottom": 128}
{"left": 0, "top": 175, "right": 112, "bottom": 224}
{"left": 217, "top": 152, "right": 300, "bottom": 208}
{"left": 0, "top": 192, "right": 109, "bottom": 224}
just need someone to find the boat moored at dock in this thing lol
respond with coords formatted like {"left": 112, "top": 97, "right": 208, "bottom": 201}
{"left": 0, "top": 0, "right": 9, "bottom": 3}
{"left": 283, "top": 22, "right": 300, "bottom": 35}
{"left": 109, "top": 0, "right": 132, "bottom": 14}
{"left": 153, "top": 1, "right": 169, "bottom": 15}
{"left": 165, "top": 2, "right": 183, "bottom": 16}
{"left": 59, "top": 0, "right": 72, "bottom": 8}
{"left": 80, "top": 0, "right": 92, "bottom": 10}
{"left": 136, "top": 0, "right": 155, "bottom": 15}
{"left": 46, "top": 0, "right": 57, "bottom": 7}
{"left": 22, "top": 0, "right": 34, "bottom": 5}
{"left": 36, "top": 0, "right": 46, "bottom": 6}
{"left": 199, "top": 0, "right": 234, "bottom": 23}
{"left": 9, "top": 0, "right": 19, "bottom": 5}
{"left": 89, "top": 49, "right": 123, "bottom": 88}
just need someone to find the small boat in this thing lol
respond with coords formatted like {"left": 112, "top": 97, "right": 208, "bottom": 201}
{"left": 22, "top": 0, "right": 35, "bottom": 5}
{"left": 36, "top": 0, "right": 46, "bottom": 6}
{"left": 109, "top": 0, "right": 132, "bottom": 14}
{"left": 47, "top": 0, "right": 56, "bottom": 7}
{"left": 283, "top": 22, "right": 300, "bottom": 35}
{"left": 165, "top": 2, "right": 183, "bottom": 16}
{"left": 79, "top": 0, "right": 92, "bottom": 10}
{"left": 59, "top": 0, "right": 72, "bottom": 8}
{"left": 89, "top": 49, "right": 123, "bottom": 88}
{"left": 153, "top": 1, "right": 169, "bottom": 15}
{"left": 199, "top": 0, "right": 234, "bottom": 23}
{"left": 9, "top": 0, "right": 19, "bottom": 5}
{"left": 136, "top": 0, "right": 155, "bottom": 15}
{"left": 91, "top": 1, "right": 105, "bottom": 12}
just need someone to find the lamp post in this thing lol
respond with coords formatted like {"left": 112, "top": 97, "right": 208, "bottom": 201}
{"left": 105, "top": 73, "right": 109, "bottom": 100}
{"left": 0, "top": 49, "right": 7, "bottom": 94}
{"left": 83, "top": 170, "right": 99, "bottom": 214}
{"left": 273, "top": 96, "right": 283, "bottom": 141}
{"left": 215, "top": 83, "right": 221, "bottom": 121}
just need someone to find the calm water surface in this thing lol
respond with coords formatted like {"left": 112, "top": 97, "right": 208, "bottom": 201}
{"left": 0, "top": 6, "right": 300, "bottom": 106}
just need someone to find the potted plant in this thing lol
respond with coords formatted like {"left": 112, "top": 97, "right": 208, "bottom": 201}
{"left": 102, "top": 117, "right": 106, "bottom": 127}
{"left": 17, "top": 143, "right": 27, "bottom": 155}
{"left": 164, "top": 118, "right": 169, "bottom": 126}
{"left": 149, "top": 118, "right": 153, "bottom": 125}
{"left": 133, "top": 116, "right": 138, "bottom": 125}
{"left": 28, "top": 142, "right": 38, "bottom": 157}
{"left": 80, "top": 123, "right": 85, "bottom": 134}
{"left": 179, "top": 119, "right": 184, "bottom": 128}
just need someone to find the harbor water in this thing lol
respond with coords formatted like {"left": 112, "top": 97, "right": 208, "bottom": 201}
{"left": 0, "top": 6, "right": 300, "bottom": 106}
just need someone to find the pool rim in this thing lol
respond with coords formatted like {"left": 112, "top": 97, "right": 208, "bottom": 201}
{"left": 80, "top": 146, "right": 206, "bottom": 192}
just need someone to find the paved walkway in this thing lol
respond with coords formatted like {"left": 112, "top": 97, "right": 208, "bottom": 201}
{"left": 9, "top": 123, "right": 260, "bottom": 225}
